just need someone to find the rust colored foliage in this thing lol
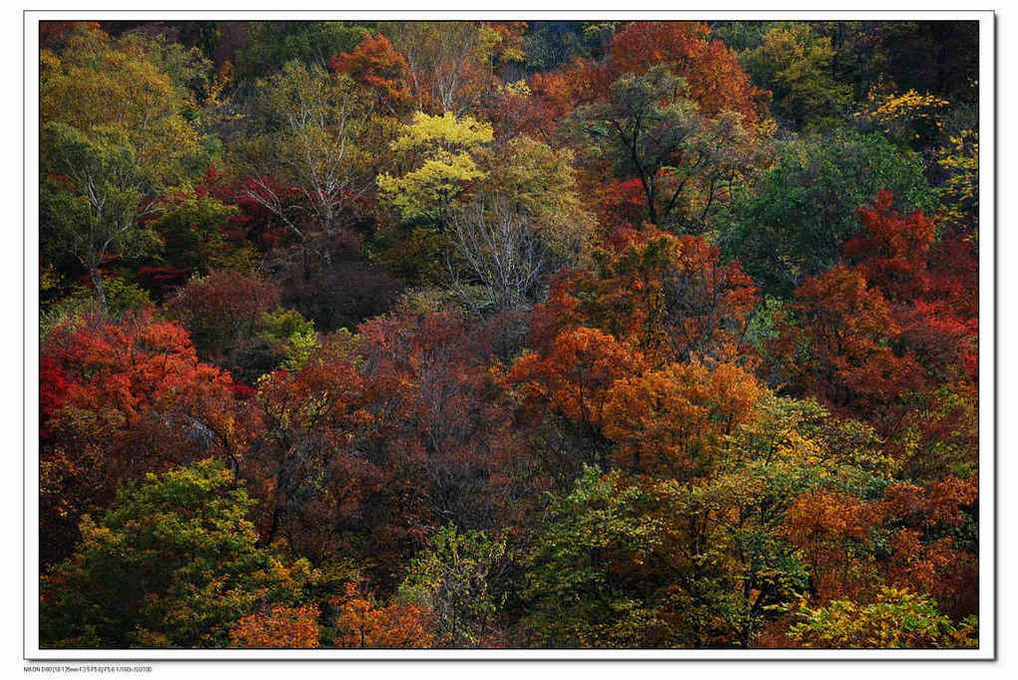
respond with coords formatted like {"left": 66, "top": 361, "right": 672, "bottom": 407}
{"left": 606, "top": 22, "right": 769, "bottom": 124}
{"left": 198, "top": 167, "right": 299, "bottom": 252}
{"left": 488, "top": 21, "right": 528, "bottom": 72}
{"left": 844, "top": 191, "right": 937, "bottom": 304}
{"left": 602, "top": 361, "right": 762, "bottom": 478}
{"left": 246, "top": 334, "right": 375, "bottom": 558}
{"left": 382, "top": 22, "right": 500, "bottom": 115}
{"left": 503, "top": 323, "right": 648, "bottom": 483}
{"left": 783, "top": 489, "right": 881, "bottom": 602}
{"left": 928, "top": 235, "right": 979, "bottom": 322}
{"left": 783, "top": 476, "right": 978, "bottom": 617}
{"left": 34, "top": 20, "right": 981, "bottom": 651}
{"left": 481, "top": 82, "right": 561, "bottom": 143}
{"left": 39, "top": 355, "right": 70, "bottom": 441}
{"left": 531, "top": 229, "right": 759, "bottom": 366}
{"left": 507, "top": 326, "right": 646, "bottom": 433}
{"left": 42, "top": 313, "right": 239, "bottom": 461}
{"left": 878, "top": 478, "right": 979, "bottom": 618}
{"left": 229, "top": 604, "right": 321, "bottom": 649}
{"left": 528, "top": 22, "right": 768, "bottom": 130}
{"left": 333, "top": 583, "right": 433, "bottom": 649}
{"left": 165, "top": 270, "right": 282, "bottom": 377}
{"left": 330, "top": 34, "right": 413, "bottom": 116}
{"left": 598, "top": 178, "right": 651, "bottom": 232}
{"left": 506, "top": 229, "right": 758, "bottom": 483}
{"left": 525, "top": 24, "right": 770, "bottom": 233}
{"left": 772, "top": 264, "right": 925, "bottom": 417}
{"left": 773, "top": 193, "right": 977, "bottom": 435}
{"left": 846, "top": 191, "right": 978, "bottom": 385}
{"left": 528, "top": 58, "right": 611, "bottom": 123}
{"left": 248, "top": 310, "right": 529, "bottom": 583}
{"left": 354, "top": 311, "right": 529, "bottom": 560}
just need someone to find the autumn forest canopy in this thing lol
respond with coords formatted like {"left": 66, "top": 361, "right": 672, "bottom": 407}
{"left": 37, "top": 19, "right": 980, "bottom": 650}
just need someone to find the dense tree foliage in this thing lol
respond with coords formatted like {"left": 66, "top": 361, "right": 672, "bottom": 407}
{"left": 41, "top": 460, "right": 316, "bottom": 648}
{"left": 398, "top": 524, "right": 509, "bottom": 646}
{"left": 740, "top": 24, "right": 853, "bottom": 132}
{"left": 38, "top": 19, "right": 981, "bottom": 651}
{"left": 719, "top": 129, "right": 937, "bottom": 298}
{"left": 40, "top": 25, "right": 214, "bottom": 311}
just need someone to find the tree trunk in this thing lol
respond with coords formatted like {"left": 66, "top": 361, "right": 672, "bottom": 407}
{"left": 90, "top": 266, "right": 109, "bottom": 316}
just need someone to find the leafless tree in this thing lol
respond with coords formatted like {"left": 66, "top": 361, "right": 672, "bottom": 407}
{"left": 382, "top": 22, "right": 494, "bottom": 116}
{"left": 447, "top": 196, "right": 547, "bottom": 312}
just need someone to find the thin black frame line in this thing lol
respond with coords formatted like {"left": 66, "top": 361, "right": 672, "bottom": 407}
{"left": 19, "top": 7, "right": 997, "bottom": 659}
{"left": 23, "top": 9, "right": 997, "bottom": 13}
{"left": 991, "top": 9, "right": 999, "bottom": 664}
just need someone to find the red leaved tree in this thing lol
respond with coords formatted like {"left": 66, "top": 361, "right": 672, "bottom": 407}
{"left": 40, "top": 312, "right": 246, "bottom": 564}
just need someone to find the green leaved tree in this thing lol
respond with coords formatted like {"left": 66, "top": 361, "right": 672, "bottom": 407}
{"left": 40, "top": 459, "right": 317, "bottom": 648}
{"left": 40, "top": 24, "right": 213, "bottom": 312}
{"left": 398, "top": 524, "right": 508, "bottom": 647}
{"left": 719, "top": 129, "right": 936, "bottom": 298}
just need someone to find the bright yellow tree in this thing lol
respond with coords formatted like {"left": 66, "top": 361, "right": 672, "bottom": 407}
{"left": 377, "top": 111, "right": 493, "bottom": 223}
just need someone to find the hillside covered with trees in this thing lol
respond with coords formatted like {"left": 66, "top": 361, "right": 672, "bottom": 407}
{"left": 38, "top": 19, "right": 980, "bottom": 650}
